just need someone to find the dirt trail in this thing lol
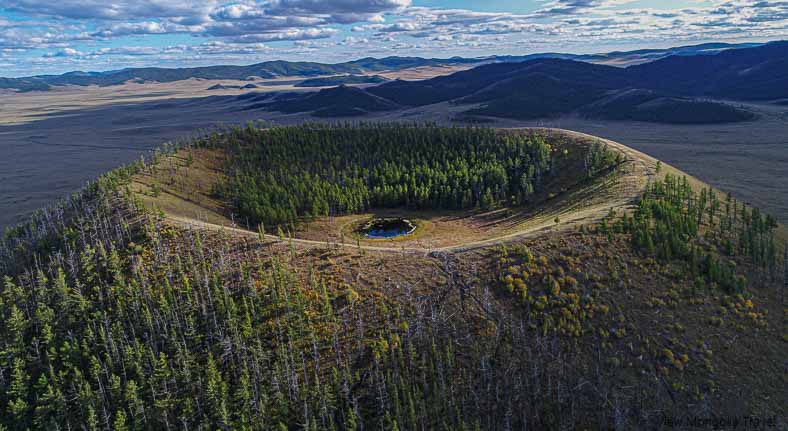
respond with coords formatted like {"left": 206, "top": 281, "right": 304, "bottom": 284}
{"left": 165, "top": 128, "right": 660, "bottom": 255}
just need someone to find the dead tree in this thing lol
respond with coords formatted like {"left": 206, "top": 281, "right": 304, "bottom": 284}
{"left": 782, "top": 243, "right": 787, "bottom": 305}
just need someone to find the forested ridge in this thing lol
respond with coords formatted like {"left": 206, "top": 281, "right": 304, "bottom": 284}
{"left": 211, "top": 124, "right": 621, "bottom": 229}
{"left": 0, "top": 126, "right": 785, "bottom": 430}
{"left": 623, "top": 174, "right": 780, "bottom": 283}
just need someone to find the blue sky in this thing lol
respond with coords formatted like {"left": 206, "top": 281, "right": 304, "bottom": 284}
{"left": 0, "top": 0, "right": 785, "bottom": 77}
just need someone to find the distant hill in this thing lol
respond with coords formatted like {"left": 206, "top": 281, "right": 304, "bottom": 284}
{"left": 342, "top": 56, "right": 479, "bottom": 71}
{"left": 0, "top": 42, "right": 767, "bottom": 92}
{"left": 0, "top": 77, "right": 51, "bottom": 92}
{"left": 350, "top": 43, "right": 785, "bottom": 123}
{"left": 265, "top": 53, "right": 760, "bottom": 123}
{"left": 369, "top": 42, "right": 788, "bottom": 107}
{"left": 579, "top": 89, "right": 757, "bottom": 124}
{"left": 295, "top": 75, "right": 390, "bottom": 87}
{"left": 365, "top": 60, "right": 615, "bottom": 107}
{"left": 369, "top": 59, "right": 625, "bottom": 107}
{"left": 628, "top": 41, "right": 788, "bottom": 100}
{"left": 460, "top": 71, "right": 610, "bottom": 120}
{"left": 550, "top": 42, "right": 760, "bottom": 66}
{"left": 265, "top": 85, "right": 400, "bottom": 117}
{"left": 383, "top": 42, "right": 763, "bottom": 69}
{"left": 207, "top": 83, "right": 259, "bottom": 90}
{"left": 0, "top": 57, "right": 475, "bottom": 91}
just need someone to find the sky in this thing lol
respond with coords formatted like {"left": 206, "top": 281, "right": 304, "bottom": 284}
{"left": 0, "top": 0, "right": 786, "bottom": 77}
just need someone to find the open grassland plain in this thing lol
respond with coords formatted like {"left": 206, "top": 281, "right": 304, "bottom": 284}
{"left": 0, "top": 124, "right": 784, "bottom": 429}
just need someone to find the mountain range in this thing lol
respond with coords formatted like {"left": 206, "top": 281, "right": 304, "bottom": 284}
{"left": 0, "top": 57, "right": 478, "bottom": 92}
{"left": 2, "top": 41, "right": 784, "bottom": 125}
{"left": 488, "top": 42, "right": 762, "bottom": 66}
{"left": 260, "top": 42, "right": 787, "bottom": 124}
{"left": 0, "top": 42, "right": 766, "bottom": 92}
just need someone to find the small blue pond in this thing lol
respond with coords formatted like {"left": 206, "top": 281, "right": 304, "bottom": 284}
{"left": 362, "top": 218, "right": 416, "bottom": 239}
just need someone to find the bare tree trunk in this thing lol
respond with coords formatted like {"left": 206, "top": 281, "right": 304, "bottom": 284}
{"left": 782, "top": 243, "right": 787, "bottom": 305}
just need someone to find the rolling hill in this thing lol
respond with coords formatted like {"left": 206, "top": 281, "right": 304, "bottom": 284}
{"left": 0, "top": 57, "right": 477, "bottom": 91}
{"left": 476, "top": 43, "right": 755, "bottom": 68}
{"left": 295, "top": 74, "right": 390, "bottom": 87}
{"left": 259, "top": 42, "right": 788, "bottom": 123}
{"left": 368, "top": 42, "right": 788, "bottom": 104}
{"left": 366, "top": 59, "right": 625, "bottom": 107}
{"left": 266, "top": 44, "right": 783, "bottom": 123}
{"left": 0, "top": 42, "right": 769, "bottom": 92}
{"left": 0, "top": 77, "right": 50, "bottom": 92}
{"left": 264, "top": 85, "right": 401, "bottom": 117}
{"left": 629, "top": 40, "right": 788, "bottom": 100}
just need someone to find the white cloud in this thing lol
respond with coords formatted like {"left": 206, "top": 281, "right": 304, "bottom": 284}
{"left": 339, "top": 36, "right": 369, "bottom": 45}
{"left": 533, "top": 0, "right": 638, "bottom": 16}
{"left": 2, "top": 0, "right": 217, "bottom": 22}
{"left": 43, "top": 47, "right": 84, "bottom": 57}
{"left": 227, "top": 27, "right": 340, "bottom": 43}
{"left": 4, "top": 0, "right": 410, "bottom": 45}
{"left": 1, "top": 0, "right": 787, "bottom": 76}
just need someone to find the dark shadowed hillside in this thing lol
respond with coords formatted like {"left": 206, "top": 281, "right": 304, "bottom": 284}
{"left": 270, "top": 49, "right": 769, "bottom": 123}
{"left": 581, "top": 90, "right": 757, "bottom": 124}
{"left": 265, "top": 85, "right": 400, "bottom": 117}
{"left": 0, "top": 57, "right": 475, "bottom": 91}
{"left": 629, "top": 41, "right": 788, "bottom": 100}
{"left": 295, "top": 75, "right": 390, "bottom": 87}
{"left": 368, "top": 43, "right": 788, "bottom": 107}
{"left": 269, "top": 43, "right": 786, "bottom": 123}
{"left": 459, "top": 71, "right": 611, "bottom": 119}
{"left": 368, "top": 59, "right": 626, "bottom": 107}
{"left": 0, "top": 77, "right": 50, "bottom": 92}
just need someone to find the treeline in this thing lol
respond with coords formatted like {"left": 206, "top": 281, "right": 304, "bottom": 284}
{"left": 208, "top": 124, "right": 621, "bottom": 228}
{"left": 613, "top": 174, "right": 780, "bottom": 293}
